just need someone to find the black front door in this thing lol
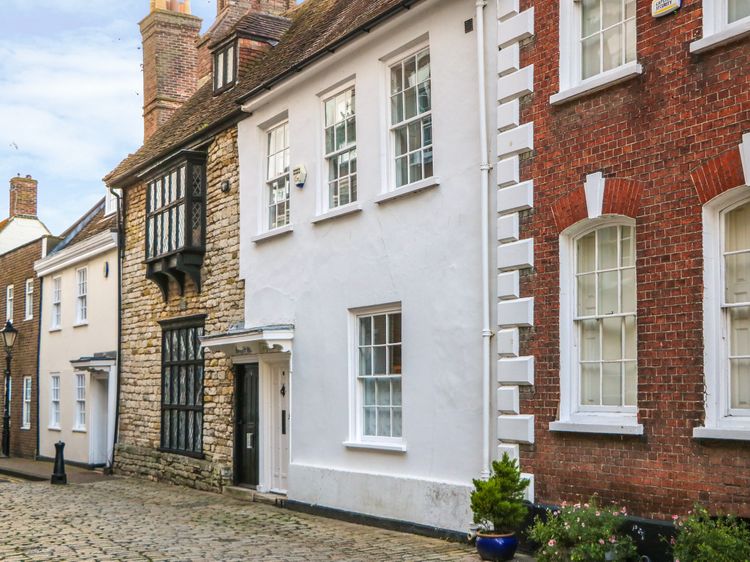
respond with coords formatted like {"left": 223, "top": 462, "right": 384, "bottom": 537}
{"left": 235, "top": 364, "right": 259, "bottom": 487}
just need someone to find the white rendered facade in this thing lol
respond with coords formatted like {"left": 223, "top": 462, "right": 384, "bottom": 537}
{"left": 233, "top": 0, "right": 502, "bottom": 532}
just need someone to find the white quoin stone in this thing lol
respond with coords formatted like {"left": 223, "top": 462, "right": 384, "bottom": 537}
{"left": 497, "top": 414, "right": 535, "bottom": 444}
{"left": 496, "top": 156, "right": 520, "bottom": 188}
{"left": 497, "top": 386, "right": 520, "bottom": 414}
{"left": 497, "top": 100, "right": 520, "bottom": 132}
{"left": 498, "top": 8, "right": 535, "bottom": 49}
{"left": 497, "top": 43, "right": 520, "bottom": 77}
{"left": 497, "top": 122, "right": 533, "bottom": 158}
{"left": 497, "top": 65, "right": 533, "bottom": 104}
{"left": 496, "top": 328, "right": 519, "bottom": 357}
{"left": 521, "top": 473, "right": 535, "bottom": 502}
{"left": 497, "top": 0, "right": 519, "bottom": 21}
{"left": 497, "top": 356, "right": 534, "bottom": 385}
{"left": 584, "top": 171, "right": 606, "bottom": 219}
{"left": 497, "top": 181, "right": 533, "bottom": 214}
{"left": 497, "top": 443, "right": 520, "bottom": 463}
{"left": 497, "top": 297, "right": 534, "bottom": 327}
{"left": 497, "top": 271, "right": 520, "bottom": 300}
{"left": 497, "top": 213, "right": 519, "bottom": 243}
{"left": 497, "top": 238, "right": 533, "bottom": 271}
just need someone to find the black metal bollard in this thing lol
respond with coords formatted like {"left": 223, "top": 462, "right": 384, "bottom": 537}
{"left": 51, "top": 441, "right": 67, "bottom": 485}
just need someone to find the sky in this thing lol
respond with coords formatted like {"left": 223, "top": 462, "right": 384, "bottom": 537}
{"left": 0, "top": 0, "right": 219, "bottom": 234}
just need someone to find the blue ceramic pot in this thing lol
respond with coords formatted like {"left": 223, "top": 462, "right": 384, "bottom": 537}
{"left": 476, "top": 533, "right": 518, "bottom": 561}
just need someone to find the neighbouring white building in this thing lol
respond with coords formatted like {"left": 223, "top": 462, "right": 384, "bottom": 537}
{"left": 202, "top": 0, "right": 523, "bottom": 533}
{"left": 35, "top": 193, "right": 119, "bottom": 468}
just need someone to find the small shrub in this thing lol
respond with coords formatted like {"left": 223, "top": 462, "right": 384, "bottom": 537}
{"left": 528, "top": 498, "right": 638, "bottom": 562}
{"left": 670, "top": 505, "right": 750, "bottom": 562}
{"left": 470, "top": 453, "right": 530, "bottom": 534}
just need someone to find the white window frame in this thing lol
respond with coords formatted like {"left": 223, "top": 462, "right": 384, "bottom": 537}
{"left": 24, "top": 279, "right": 33, "bottom": 320}
{"left": 51, "top": 276, "right": 62, "bottom": 330}
{"left": 75, "top": 267, "right": 88, "bottom": 325}
{"left": 50, "top": 375, "right": 61, "bottom": 429}
{"left": 264, "top": 120, "right": 291, "bottom": 232}
{"left": 552, "top": 0, "right": 642, "bottom": 105}
{"left": 386, "top": 42, "right": 435, "bottom": 192}
{"left": 5, "top": 285, "right": 13, "bottom": 322}
{"left": 344, "top": 304, "right": 406, "bottom": 452}
{"left": 551, "top": 216, "right": 644, "bottom": 435}
{"left": 695, "top": 185, "right": 750, "bottom": 441}
{"left": 74, "top": 373, "right": 86, "bottom": 431}
{"left": 321, "top": 83, "right": 358, "bottom": 213}
{"left": 104, "top": 188, "right": 120, "bottom": 216}
{"left": 690, "top": 0, "right": 750, "bottom": 53}
{"left": 21, "top": 376, "right": 31, "bottom": 430}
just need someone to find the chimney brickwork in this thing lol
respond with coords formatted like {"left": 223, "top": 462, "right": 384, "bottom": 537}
{"left": 9, "top": 175, "right": 38, "bottom": 218}
{"left": 140, "top": 5, "right": 202, "bottom": 141}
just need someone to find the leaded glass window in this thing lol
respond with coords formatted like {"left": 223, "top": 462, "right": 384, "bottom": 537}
{"left": 161, "top": 320, "right": 205, "bottom": 456}
{"left": 575, "top": 225, "right": 637, "bottom": 409}
{"left": 324, "top": 88, "right": 357, "bottom": 209}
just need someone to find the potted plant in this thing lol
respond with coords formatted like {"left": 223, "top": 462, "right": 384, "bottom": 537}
{"left": 528, "top": 498, "right": 638, "bottom": 561}
{"left": 470, "top": 453, "right": 530, "bottom": 561}
{"left": 670, "top": 505, "right": 750, "bottom": 562}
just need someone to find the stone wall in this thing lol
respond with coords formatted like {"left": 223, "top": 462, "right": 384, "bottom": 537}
{"left": 115, "top": 127, "right": 243, "bottom": 491}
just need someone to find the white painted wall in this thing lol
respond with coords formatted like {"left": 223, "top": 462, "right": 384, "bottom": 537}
{"left": 37, "top": 239, "right": 118, "bottom": 466}
{"left": 0, "top": 218, "right": 50, "bottom": 256}
{"left": 238, "top": 0, "right": 492, "bottom": 532}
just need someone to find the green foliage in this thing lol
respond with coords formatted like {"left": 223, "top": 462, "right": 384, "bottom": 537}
{"left": 528, "top": 498, "right": 638, "bottom": 562}
{"left": 670, "top": 505, "right": 750, "bottom": 562}
{"left": 470, "top": 453, "right": 529, "bottom": 534}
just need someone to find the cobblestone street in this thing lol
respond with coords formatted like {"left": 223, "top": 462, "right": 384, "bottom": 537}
{"left": 0, "top": 477, "right": 482, "bottom": 561}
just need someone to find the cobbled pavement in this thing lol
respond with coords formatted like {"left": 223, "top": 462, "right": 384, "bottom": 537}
{"left": 0, "top": 477, "right": 481, "bottom": 562}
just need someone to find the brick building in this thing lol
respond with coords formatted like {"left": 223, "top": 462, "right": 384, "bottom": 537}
{"left": 492, "top": 0, "right": 750, "bottom": 536}
{"left": 105, "top": 0, "right": 292, "bottom": 489}
{"left": 0, "top": 176, "right": 53, "bottom": 458}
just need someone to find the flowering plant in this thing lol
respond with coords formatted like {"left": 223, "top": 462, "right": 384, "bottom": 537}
{"left": 528, "top": 498, "right": 638, "bottom": 561}
{"left": 670, "top": 505, "right": 750, "bottom": 562}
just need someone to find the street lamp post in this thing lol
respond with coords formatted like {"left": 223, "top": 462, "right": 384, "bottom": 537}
{"left": 1, "top": 321, "right": 18, "bottom": 457}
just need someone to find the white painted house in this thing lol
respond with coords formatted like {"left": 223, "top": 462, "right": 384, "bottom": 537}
{"left": 35, "top": 193, "right": 119, "bottom": 468}
{"left": 201, "top": 0, "right": 535, "bottom": 533}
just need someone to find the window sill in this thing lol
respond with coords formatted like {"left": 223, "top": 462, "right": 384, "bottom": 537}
{"left": 73, "top": 322, "right": 88, "bottom": 329}
{"left": 312, "top": 202, "right": 362, "bottom": 225}
{"left": 550, "top": 62, "right": 643, "bottom": 106}
{"left": 343, "top": 440, "right": 407, "bottom": 453}
{"left": 49, "top": 327, "right": 61, "bottom": 333}
{"left": 48, "top": 426, "right": 61, "bottom": 432}
{"left": 375, "top": 177, "right": 440, "bottom": 205}
{"left": 549, "top": 419, "right": 644, "bottom": 436}
{"left": 73, "top": 428, "right": 87, "bottom": 434}
{"left": 693, "top": 426, "right": 750, "bottom": 442}
{"left": 690, "top": 20, "right": 750, "bottom": 54}
{"left": 24, "top": 317, "right": 32, "bottom": 322}
{"left": 20, "top": 425, "right": 30, "bottom": 431}
{"left": 252, "top": 224, "right": 293, "bottom": 244}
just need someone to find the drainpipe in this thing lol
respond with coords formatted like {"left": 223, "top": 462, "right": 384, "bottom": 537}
{"left": 475, "top": 0, "right": 492, "bottom": 480}
{"left": 109, "top": 187, "right": 124, "bottom": 471}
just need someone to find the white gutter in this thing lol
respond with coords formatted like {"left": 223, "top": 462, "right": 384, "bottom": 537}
{"left": 476, "top": 0, "right": 491, "bottom": 480}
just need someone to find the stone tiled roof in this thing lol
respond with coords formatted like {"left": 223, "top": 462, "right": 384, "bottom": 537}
{"left": 214, "top": 12, "right": 291, "bottom": 46}
{"left": 105, "top": 0, "right": 419, "bottom": 187}
{"left": 51, "top": 199, "right": 117, "bottom": 255}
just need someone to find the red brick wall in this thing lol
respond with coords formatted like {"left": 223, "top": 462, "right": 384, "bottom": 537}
{"left": 518, "top": 1, "right": 750, "bottom": 520}
{"left": 0, "top": 239, "right": 44, "bottom": 458}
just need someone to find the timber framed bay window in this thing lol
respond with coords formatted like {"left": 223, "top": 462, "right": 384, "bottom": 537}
{"left": 552, "top": 218, "right": 643, "bottom": 434}
{"left": 144, "top": 151, "right": 206, "bottom": 299}
{"left": 265, "top": 121, "right": 291, "bottom": 231}
{"left": 696, "top": 189, "right": 750, "bottom": 440}
{"left": 346, "top": 306, "right": 404, "bottom": 451}
{"left": 323, "top": 87, "right": 357, "bottom": 210}
{"left": 213, "top": 42, "right": 237, "bottom": 93}
{"left": 552, "top": 0, "right": 641, "bottom": 104}
{"left": 691, "top": 0, "right": 750, "bottom": 53}
{"left": 389, "top": 46, "right": 433, "bottom": 190}
{"left": 160, "top": 317, "right": 205, "bottom": 457}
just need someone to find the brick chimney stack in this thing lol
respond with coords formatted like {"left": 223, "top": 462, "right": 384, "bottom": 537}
{"left": 9, "top": 175, "right": 38, "bottom": 219}
{"left": 140, "top": 0, "right": 202, "bottom": 141}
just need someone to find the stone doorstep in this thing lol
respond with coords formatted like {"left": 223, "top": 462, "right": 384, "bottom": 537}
{"left": 223, "top": 485, "right": 287, "bottom": 507}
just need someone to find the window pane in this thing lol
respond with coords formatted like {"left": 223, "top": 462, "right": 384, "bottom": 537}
{"left": 391, "top": 93, "right": 404, "bottom": 125}
{"left": 582, "top": 35, "right": 601, "bottom": 80}
{"left": 602, "top": 317, "right": 622, "bottom": 360}
{"left": 373, "top": 347, "right": 387, "bottom": 375}
{"left": 625, "top": 0, "right": 636, "bottom": 18}
{"left": 409, "top": 151, "right": 423, "bottom": 183}
{"left": 363, "top": 379, "right": 375, "bottom": 406}
{"left": 624, "top": 361, "right": 637, "bottom": 406}
{"left": 404, "top": 56, "right": 417, "bottom": 88}
{"left": 359, "top": 348, "right": 372, "bottom": 376}
{"left": 582, "top": 0, "right": 601, "bottom": 37}
{"left": 577, "top": 273, "right": 597, "bottom": 316}
{"left": 602, "top": 362, "right": 622, "bottom": 406}
{"left": 730, "top": 306, "right": 750, "bottom": 356}
{"left": 580, "top": 319, "right": 600, "bottom": 361}
{"left": 389, "top": 314, "right": 402, "bottom": 343}
{"left": 602, "top": 25, "right": 623, "bottom": 72}
{"left": 377, "top": 407, "right": 391, "bottom": 436}
{"left": 395, "top": 126, "right": 408, "bottom": 156}
{"left": 376, "top": 380, "right": 391, "bottom": 406}
{"left": 423, "top": 148, "right": 434, "bottom": 179}
{"left": 390, "top": 66, "right": 403, "bottom": 95}
{"left": 598, "top": 271, "right": 618, "bottom": 315}
{"left": 392, "top": 408, "right": 402, "bottom": 437}
{"left": 731, "top": 359, "right": 750, "bottom": 409}
{"left": 602, "top": 0, "right": 622, "bottom": 28}
{"left": 416, "top": 50, "right": 430, "bottom": 83}
{"left": 621, "top": 268, "right": 636, "bottom": 313}
{"left": 417, "top": 81, "right": 431, "bottom": 114}
{"left": 620, "top": 226, "right": 634, "bottom": 267}
{"left": 389, "top": 345, "right": 402, "bottom": 375}
{"left": 729, "top": 0, "right": 750, "bottom": 23}
{"left": 581, "top": 363, "right": 600, "bottom": 405}
{"left": 577, "top": 232, "right": 596, "bottom": 273}
{"left": 725, "top": 252, "right": 750, "bottom": 304}
{"left": 598, "top": 227, "right": 618, "bottom": 269}
{"left": 624, "top": 315, "right": 637, "bottom": 359}
{"left": 373, "top": 315, "right": 387, "bottom": 344}
{"left": 392, "top": 380, "right": 402, "bottom": 406}
{"left": 364, "top": 407, "right": 376, "bottom": 435}
{"left": 625, "top": 17, "right": 636, "bottom": 63}
{"left": 404, "top": 87, "right": 418, "bottom": 120}
{"left": 395, "top": 156, "right": 408, "bottom": 187}
{"left": 725, "top": 202, "right": 750, "bottom": 252}
{"left": 407, "top": 120, "right": 422, "bottom": 153}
